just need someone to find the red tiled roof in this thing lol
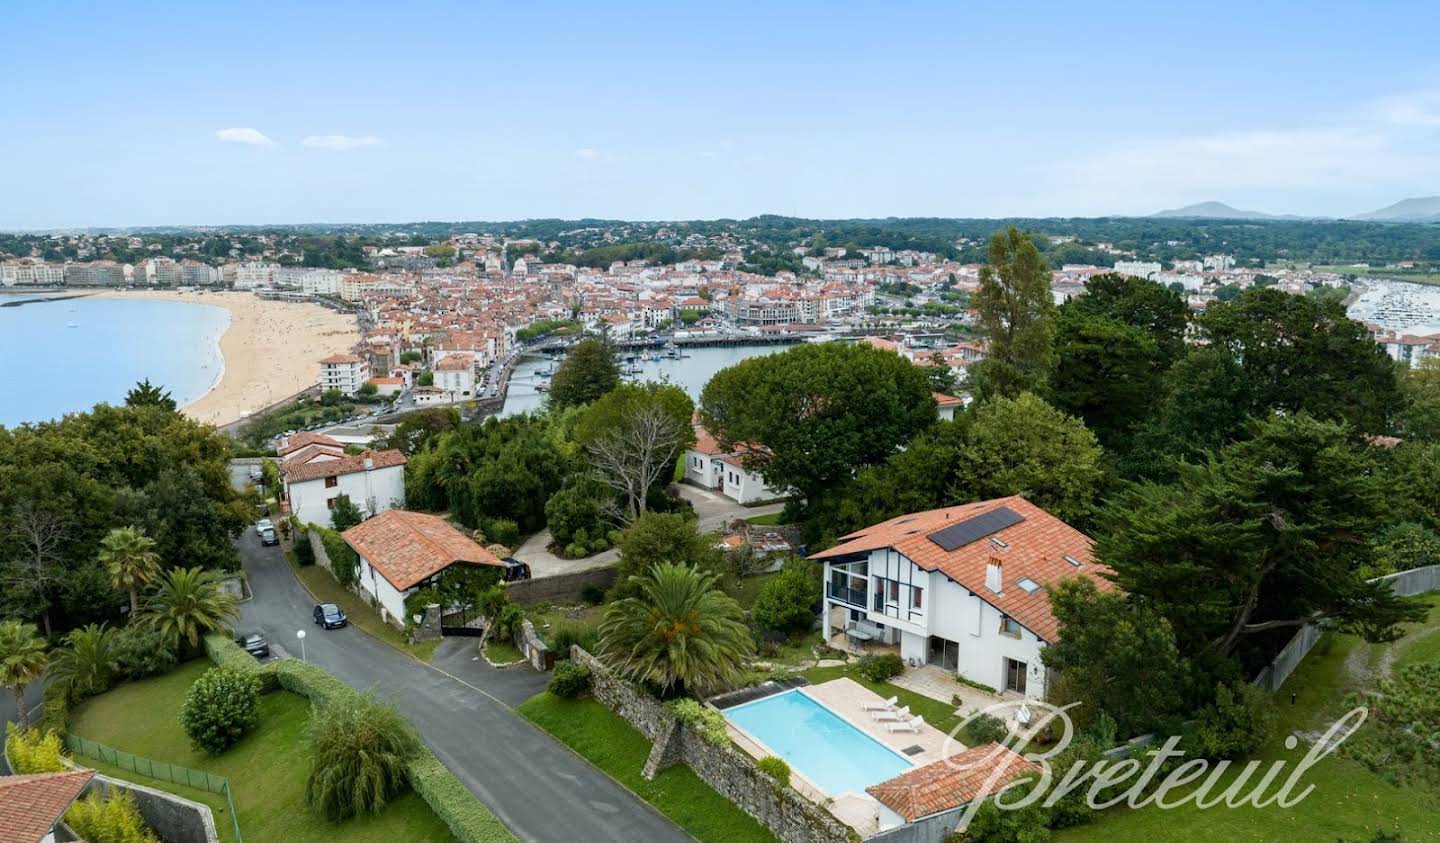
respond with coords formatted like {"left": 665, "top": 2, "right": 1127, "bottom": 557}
{"left": 276, "top": 431, "right": 343, "bottom": 456}
{"left": 282, "top": 449, "right": 407, "bottom": 484}
{"left": 0, "top": 770, "right": 96, "bottom": 843}
{"left": 690, "top": 424, "right": 726, "bottom": 456}
{"left": 932, "top": 392, "right": 963, "bottom": 407}
{"left": 342, "top": 509, "right": 503, "bottom": 590}
{"left": 809, "top": 496, "right": 1111, "bottom": 642}
{"left": 319, "top": 353, "right": 365, "bottom": 365}
{"left": 866, "top": 743, "right": 1039, "bottom": 821}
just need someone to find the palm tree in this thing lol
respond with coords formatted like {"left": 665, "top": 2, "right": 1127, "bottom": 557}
{"left": 598, "top": 562, "right": 753, "bottom": 695}
{"left": 0, "top": 621, "right": 48, "bottom": 730}
{"left": 98, "top": 525, "right": 162, "bottom": 617}
{"left": 49, "top": 624, "right": 118, "bottom": 701}
{"left": 139, "top": 567, "right": 239, "bottom": 649}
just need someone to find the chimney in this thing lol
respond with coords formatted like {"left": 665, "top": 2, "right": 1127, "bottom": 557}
{"left": 363, "top": 457, "right": 374, "bottom": 471}
{"left": 985, "top": 559, "right": 1003, "bottom": 594}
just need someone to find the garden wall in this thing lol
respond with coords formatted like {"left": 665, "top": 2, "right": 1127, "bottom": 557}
{"left": 511, "top": 619, "right": 552, "bottom": 671}
{"left": 82, "top": 773, "right": 221, "bottom": 843}
{"left": 1253, "top": 563, "right": 1440, "bottom": 691}
{"left": 507, "top": 566, "right": 616, "bottom": 603}
{"left": 572, "top": 647, "right": 855, "bottom": 843}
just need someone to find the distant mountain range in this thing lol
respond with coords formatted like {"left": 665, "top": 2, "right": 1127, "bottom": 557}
{"left": 1150, "top": 201, "right": 1307, "bottom": 220}
{"left": 1351, "top": 196, "right": 1440, "bottom": 222}
{"left": 1149, "top": 197, "right": 1440, "bottom": 222}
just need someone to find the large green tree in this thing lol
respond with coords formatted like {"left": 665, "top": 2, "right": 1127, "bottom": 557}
{"left": 1098, "top": 414, "right": 1426, "bottom": 661}
{"left": 609, "top": 511, "right": 722, "bottom": 599}
{"left": 699, "top": 342, "right": 935, "bottom": 505}
{"left": 139, "top": 567, "right": 240, "bottom": 649}
{"left": 968, "top": 227, "right": 1057, "bottom": 400}
{"left": 548, "top": 337, "right": 621, "bottom": 408}
{"left": 574, "top": 382, "right": 695, "bottom": 520}
{"left": 598, "top": 562, "right": 753, "bottom": 695}
{"left": 97, "top": 525, "right": 161, "bottom": 616}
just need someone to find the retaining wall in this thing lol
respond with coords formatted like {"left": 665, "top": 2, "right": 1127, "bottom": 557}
{"left": 572, "top": 647, "right": 855, "bottom": 843}
{"left": 512, "top": 619, "right": 552, "bottom": 671}
{"left": 1252, "top": 563, "right": 1440, "bottom": 691}
{"left": 507, "top": 566, "right": 616, "bottom": 603}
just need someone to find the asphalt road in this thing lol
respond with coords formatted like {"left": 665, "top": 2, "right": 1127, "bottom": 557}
{"left": 234, "top": 530, "right": 690, "bottom": 843}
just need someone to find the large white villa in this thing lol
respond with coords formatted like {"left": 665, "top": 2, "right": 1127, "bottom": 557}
{"left": 810, "top": 496, "right": 1111, "bottom": 699}
{"left": 277, "top": 431, "right": 408, "bottom": 528}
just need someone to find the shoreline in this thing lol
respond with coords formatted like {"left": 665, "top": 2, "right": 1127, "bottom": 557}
{"left": 91, "top": 290, "right": 359, "bottom": 428}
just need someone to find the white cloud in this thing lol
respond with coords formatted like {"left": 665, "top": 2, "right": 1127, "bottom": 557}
{"left": 574, "top": 147, "right": 602, "bottom": 161}
{"left": 215, "top": 127, "right": 274, "bottom": 146}
{"left": 1376, "top": 90, "right": 1440, "bottom": 126}
{"left": 302, "top": 135, "right": 383, "bottom": 151}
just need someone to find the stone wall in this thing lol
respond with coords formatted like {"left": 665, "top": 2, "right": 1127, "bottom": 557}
{"left": 85, "top": 774, "right": 222, "bottom": 843}
{"left": 507, "top": 566, "right": 616, "bottom": 604}
{"left": 307, "top": 529, "right": 333, "bottom": 574}
{"left": 512, "top": 618, "right": 552, "bottom": 671}
{"left": 571, "top": 647, "right": 856, "bottom": 843}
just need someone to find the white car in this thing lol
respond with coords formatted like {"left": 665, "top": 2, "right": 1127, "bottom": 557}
{"left": 255, "top": 518, "right": 274, "bottom": 536}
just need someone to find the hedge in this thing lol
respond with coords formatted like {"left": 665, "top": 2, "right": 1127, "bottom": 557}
{"left": 41, "top": 681, "right": 72, "bottom": 734}
{"left": 408, "top": 749, "right": 519, "bottom": 843}
{"left": 313, "top": 526, "right": 358, "bottom": 586}
{"left": 270, "top": 659, "right": 351, "bottom": 709}
{"left": 202, "top": 633, "right": 278, "bottom": 691}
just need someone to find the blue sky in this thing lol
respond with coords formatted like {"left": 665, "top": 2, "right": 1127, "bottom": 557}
{"left": 5, "top": 0, "right": 1440, "bottom": 228}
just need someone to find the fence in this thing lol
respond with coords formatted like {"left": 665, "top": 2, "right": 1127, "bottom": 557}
{"left": 65, "top": 735, "right": 242, "bottom": 843}
{"left": 1252, "top": 563, "right": 1440, "bottom": 692}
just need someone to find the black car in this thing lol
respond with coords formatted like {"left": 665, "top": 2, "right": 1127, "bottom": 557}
{"left": 501, "top": 557, "right": 531, "bottom": 582}
{"left": 260, "top": 527, "right": 279, "bottom": 546}
{"left": 237, "top": 632, "right": 270, "bottom": 659}
{"left": 313, "top": 603, "right": 348, "bottom": 629}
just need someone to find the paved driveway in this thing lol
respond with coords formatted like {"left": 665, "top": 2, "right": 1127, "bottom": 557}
{"left": 235, "top": 531, "right": 689, "bottom": 843}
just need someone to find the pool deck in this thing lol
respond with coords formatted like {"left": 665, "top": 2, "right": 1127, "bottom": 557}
{"left": 723, "top": 677, "right": 970, "bottom": 837}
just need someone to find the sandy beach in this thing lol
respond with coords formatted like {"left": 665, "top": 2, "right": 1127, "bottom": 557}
{"left": 92, "top": 290, "right": 360, "bottom": 427}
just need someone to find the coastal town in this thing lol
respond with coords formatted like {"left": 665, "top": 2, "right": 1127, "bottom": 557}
{"left": 6, "top": 223, "right": 1440, "bottom": 434}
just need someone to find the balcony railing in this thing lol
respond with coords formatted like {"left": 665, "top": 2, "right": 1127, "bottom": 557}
{"left": 827, "top": 582, "right": 868, "bottom": 608}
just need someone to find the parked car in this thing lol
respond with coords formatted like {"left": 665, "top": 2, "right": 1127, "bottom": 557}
{"left": 255, "top": 518, "right": 274, "bottom": 536}
{"left": 260, "top": 527, "right": 279, "bottom": 546}
{"left": 501, "top": 557, "right": 532, "bottom": 582}
{"left": 313, "top": 603, "right": 348, "bottom": 629}
{"left": 237, "top": 632, "right": 270, "bottom": 659}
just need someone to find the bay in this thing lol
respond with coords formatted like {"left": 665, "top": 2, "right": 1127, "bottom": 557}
{"left": 0, "top": 292, "right": 229, "bottom": 427}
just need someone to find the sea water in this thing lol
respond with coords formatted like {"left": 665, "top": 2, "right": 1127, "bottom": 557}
{"left": 0, "top": 292, "right": 229, "bottom": 427}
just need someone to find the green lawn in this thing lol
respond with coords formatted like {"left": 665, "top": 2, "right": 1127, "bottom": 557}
{"left": 728, "top": 571, "right": 778, "bottom": 610}
{"left": 483, "top": 640, "right": 524, "bottom": 665}
{"left": 289, "top": 551, "right": 439, "bottom": 662}
{"left": 70, "top": 660, "right": 455, "bottom": 843}
{"left": 525, "top": 602, "right": 604, "bottom": 647}
{"left": 518, "top": 692, "right": 777, "bottom": 843}
{"left": 744, "top": 512, "right": 784, "bottom": 526}
{"left": 1054, "top": 594, "right": 1440, "bottom": 843}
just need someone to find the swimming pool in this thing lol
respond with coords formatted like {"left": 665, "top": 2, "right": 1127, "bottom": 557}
{"left": 723, "top": 689, "right": 913, "bottom": 796}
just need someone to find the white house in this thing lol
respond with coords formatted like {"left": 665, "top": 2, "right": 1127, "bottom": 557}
{"left": 318, "top": 353, "right": 371, "bottom": 397}
{"left": 342, "top": 509, "right": 505, "bottom": 626}
{"left": 432, "top": 352, "right": 477, "bottom": 400}
{"left": 683, "top": 424, "right": 785, "bottom": 505}
{"left": 411, "top": 385, "right": 445, "bottom": 405}
{"left": 810, "top": 496, "right": 1112, "bottom": 699}
{"left": 933, "top": 391, "right": 963, "bottom": 421}
{"left": 281, "top": 446, "right": 407, "bottom": 528}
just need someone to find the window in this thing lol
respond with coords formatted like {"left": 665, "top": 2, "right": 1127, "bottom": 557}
{"left": 889, "top": 580, "right": 900, "bottom": 602}
{"left": 1005, "top": 658, "right": 1028, "bottom": 694}
{"left": 912, "top": 586, "right": 923, "bottom": 609}
{"left": 324, "top": 476, "right": 338, "bottom": 488}
{"left": 1000, "top": 615, "right": 1023, "bottom": 638}
{"left": 326, "top": 498, "right": 336, "bottom": 510}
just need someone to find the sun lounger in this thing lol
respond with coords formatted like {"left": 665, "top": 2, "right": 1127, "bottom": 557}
{"left": 885, "top": 715, "right": 924, "bottom": 733}
{"left": 861, "top": 696, "right": 898, "bottom": 712}
{"left": 869, "top": 705, "right": 910, "bottom": 722}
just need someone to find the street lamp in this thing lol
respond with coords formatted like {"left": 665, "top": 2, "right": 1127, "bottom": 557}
{"left": 296, "top": 629, "right": 307, "bottom": 662}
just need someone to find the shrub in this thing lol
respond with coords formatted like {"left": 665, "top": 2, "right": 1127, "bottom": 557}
{"left": 670, "top": 698, "right": 729, "bottom": 746}
{"left": 756, "top": 755, "right": 790, "bottom": 788}
{"left": 5, "top": 723, "right": 67, "bottom": 773}
{"left": 294, "top": 528, "right": 316, "bottom": 566}
{"left": 180, "top": 666, "right": 261, "bottom": 755}
{"left": 967, "top": 712, "right": 1011, "bottom": 745}
{"left": 750, "top": 557, "right": 820, "bottom": 633}
{"left": 113, "top": 627, "right": 177, "bottom": 681}
{"left": 855, "top": 653, "right": 905, "bottom": 683}
{"left": 547, "top": 621, "right": 598, "bottom": 656}
{"left": 64, "top": 790, "right": 159, "bottom": 843}
{"left": 481, "top": 517, "right": 521, "bottom": 549}
{"left": 962, "top": 797, "right": 1050, "bottom": 842}
{"left": 306, "top": 691, "right": 421, "bottom": 821}
{"left": 1186, "top": 681, "right": 1273, "bottom": 759}
{"left": 564, "top": 542, "right": 589, "bottom": 559}
{"left": 589, "top": 536, "right": 610, "bottom": 554}
{"left": 580, "top": 584, "right": 606, "bottom": 605}
{"left": 41, "top": 681, "right": 73, "bottom": 734}
{"left": 547, "top": 660, "right": 591, "bottom": 698}
{"left": 408, "top": 749, "right": 519, "bottom": 843}
{"left": 491, "top": 603, "right": 525, "bottom": 640}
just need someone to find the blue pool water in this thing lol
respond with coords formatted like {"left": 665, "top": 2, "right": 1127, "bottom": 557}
{"left": 723, "top": 690, "right": 913, "bottom": 795}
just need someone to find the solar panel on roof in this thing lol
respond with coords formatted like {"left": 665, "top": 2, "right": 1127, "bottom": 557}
{"left": 927, "top": 506, "right": 1025, "bottom": 552}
